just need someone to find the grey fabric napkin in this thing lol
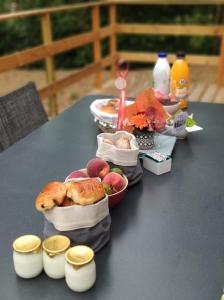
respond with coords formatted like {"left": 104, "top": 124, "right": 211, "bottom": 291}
{"left": 109, "top": 156, "right": 143, "bottom": 186}
{"left": 43, "top": 215, "right": 111, "bottom": 253}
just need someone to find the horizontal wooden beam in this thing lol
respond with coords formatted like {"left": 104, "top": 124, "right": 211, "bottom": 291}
{"left": 0, "top": 26, "right": 114, "bottom": 73}
{"left": 110, "top": 0, "right": 224, "bottom": 5}
{"left": 117, "top": 24, "right": 224, "bottom": 36}
{"left": 0, "top": 1, "right": 112, "bottom": 21}
{"left": 118, "top": 51, "right": 219, "bottom": 65}
{"left": 39, "top": 54, "right": 117, "bottom": 99}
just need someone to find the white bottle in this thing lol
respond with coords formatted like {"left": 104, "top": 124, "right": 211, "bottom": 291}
{"left": 153, "top": 52, "right": 170, "bottom": 97}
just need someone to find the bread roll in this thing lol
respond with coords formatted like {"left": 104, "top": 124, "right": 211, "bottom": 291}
{"left": 65, "top": 179, "right": 105, "bottom": 206}
{"left": 35, "top": 181, "right": 67, "bottom": 211}
{"left": 115, "top": 136, "right": 131, "bottom": 149}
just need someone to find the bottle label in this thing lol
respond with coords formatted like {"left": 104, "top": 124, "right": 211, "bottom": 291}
{"left": 175, "top": 87, "right": 188, "bottom": 99}
{"left": 171, "top": 78, "right": 188, "bottom": 99}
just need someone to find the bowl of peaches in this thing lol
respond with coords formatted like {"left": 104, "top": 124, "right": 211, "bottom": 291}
{"left": 66, "top": 157, "right": 128, "bottom": 209}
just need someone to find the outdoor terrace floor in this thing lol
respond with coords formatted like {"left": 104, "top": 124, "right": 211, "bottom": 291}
{"left": 0, "top": 65, "right": 223, "bottom": 116}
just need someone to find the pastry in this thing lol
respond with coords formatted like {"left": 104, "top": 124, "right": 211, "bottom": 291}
{"left": 115, "top": 136, "right": 131, "bottom": 149}
{"left": 65, "top": 179, "right": 105, "bottom": 206}
{"left": 35, "top": 181, "right": 67, "bottom": 211}
{"left": 61, "top": 197, "right": 76, "bottom": 207}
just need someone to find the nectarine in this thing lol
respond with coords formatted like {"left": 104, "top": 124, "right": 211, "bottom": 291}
{"left": 103, "top": 172, "right": 126, "bottom": 193}
{"left": 87, "top": 158, "right": 110, "bottom": 180}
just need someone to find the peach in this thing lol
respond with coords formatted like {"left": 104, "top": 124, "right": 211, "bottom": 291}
{"left": 67, "top": 170, "right": 87, "bottom": 180}
{"left": 87, "top": 158, "right": 110, "bottom": 180}
{"left": 103, "top": 172, "right": 126, "bottom": 194}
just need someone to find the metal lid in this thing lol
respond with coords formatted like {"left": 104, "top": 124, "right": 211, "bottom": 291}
{"left": 42, "top": 235, "right": 70, "bottom": 256}
{"left": 158, "top": 52, "right": 167, "bottom": 58}
{"left": 13, "top": 235, "right": 41, "bottom": 254}
{"left": 65, "top": 245, "right": 94, "bottom": 267}
{"left": 176, "top": 51, "right": 186, "bottom": 58}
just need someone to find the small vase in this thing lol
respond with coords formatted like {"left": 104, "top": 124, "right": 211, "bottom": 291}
{"left": 135, "top": 131, "right": 155, "bottom": 150}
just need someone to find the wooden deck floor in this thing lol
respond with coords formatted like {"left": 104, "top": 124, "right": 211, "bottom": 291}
{"left": 90, "top": 66, "right": 224, "bottom": 104}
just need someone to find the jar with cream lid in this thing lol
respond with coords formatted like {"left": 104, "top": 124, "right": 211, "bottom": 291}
{"left": 65, "top": 245, "right": 96, "bottom": 292}
{"left": 13, "top": 235, "right": 43, "bottom": 279}
{"left": 42, "top": 235, "right": 70, "bottom": 279}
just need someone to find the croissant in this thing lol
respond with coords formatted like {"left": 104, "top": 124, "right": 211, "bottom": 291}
{"left": 65, "top": 179, "right": 105, "bottom": 206}
{"left": 35, "top": 182, "right": 67, "bottom": 211}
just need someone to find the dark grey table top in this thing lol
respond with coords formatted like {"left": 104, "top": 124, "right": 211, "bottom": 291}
{"left": 0, "top": 95, "right": 224, "bottom": 300}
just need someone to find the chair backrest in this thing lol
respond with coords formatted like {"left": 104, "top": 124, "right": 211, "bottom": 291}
{"left": 0, "top": 81, "right": 48, "bottom": 151}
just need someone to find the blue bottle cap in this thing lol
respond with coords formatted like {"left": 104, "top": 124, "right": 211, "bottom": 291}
{"left": 158, "top": 52, "right": 167, "bottom": 58}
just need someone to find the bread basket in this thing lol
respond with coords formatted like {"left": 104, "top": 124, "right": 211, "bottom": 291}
{"left": 96, "top": 131, "right": 143, "bottom": 187}
{"left": 43, "top": 177, "right": 111, "bottom": 252}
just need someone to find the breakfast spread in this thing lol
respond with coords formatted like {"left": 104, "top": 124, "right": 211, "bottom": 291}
{"left": 12, "top": 77, "right": 204, "bottom": 294}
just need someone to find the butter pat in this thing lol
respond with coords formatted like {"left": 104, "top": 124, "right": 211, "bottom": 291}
{"left": 142, "top": 156, "right": 172, "bottom": 175}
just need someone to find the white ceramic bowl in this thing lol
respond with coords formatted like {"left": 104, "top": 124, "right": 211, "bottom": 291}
{"left": 163, "top": 102, "right": 180, "bottom": 115}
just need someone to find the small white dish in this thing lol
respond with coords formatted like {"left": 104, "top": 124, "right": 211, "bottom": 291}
{"left": 163, "top": 102, "right": 180, "bottom": 115}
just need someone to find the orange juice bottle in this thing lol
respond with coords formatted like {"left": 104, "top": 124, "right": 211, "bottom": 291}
{"left": 170, "top": 52, "right": 189, "bottom": 108}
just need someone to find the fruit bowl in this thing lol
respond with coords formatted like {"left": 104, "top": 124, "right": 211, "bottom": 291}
{"left": 107, "top": 175, "right": 128, "bottom": 209}
{"left": 65, "top": 168, "right": 128, "bottom": 209}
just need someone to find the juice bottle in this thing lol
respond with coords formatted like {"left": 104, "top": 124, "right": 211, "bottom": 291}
{"left": 170, "top": 51, "right": 189, "bottom": 108}
{"left": 153, "top": 52, "right": 170, "bottom": 98}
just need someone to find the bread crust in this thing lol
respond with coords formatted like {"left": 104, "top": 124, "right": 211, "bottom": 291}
{"left": 115, "top": 137, "right": 131, "bottom": 149}
{"left": 66, "top": 179, "right": 105, "bottom": 205}
{"left": 35, "top": 181, "right": 67, "bottom": 211}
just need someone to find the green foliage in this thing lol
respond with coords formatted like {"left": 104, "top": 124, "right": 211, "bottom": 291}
{"left": 0, "top": 1, "right": 221, "bottom": 69}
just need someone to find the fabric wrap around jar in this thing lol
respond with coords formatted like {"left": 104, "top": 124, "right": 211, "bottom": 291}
{"left": 134, "top": 131, "right": 155, "bottom": 150}
{"left": 96, "top": 131, "right": 143, "bottom": 186}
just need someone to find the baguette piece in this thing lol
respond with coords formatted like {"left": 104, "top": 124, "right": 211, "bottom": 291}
{"left": 35, "top": 181, "right": 67, "bottom": 211}
{"left": 65, "top": 179, "right": 105, "bottom": 206}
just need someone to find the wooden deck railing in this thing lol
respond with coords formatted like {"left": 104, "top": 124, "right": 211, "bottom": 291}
{"left": 0, "top": 0, "right": 224, "bottom": 116}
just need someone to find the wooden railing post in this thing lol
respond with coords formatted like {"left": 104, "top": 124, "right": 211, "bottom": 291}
{"left": 109, "top": 4, "right": 117, "bottom": 78}
{"left": 92, "top": 5, "right": 102, "bottom": 89}
{"left": 217, "top": 34, "right": 224, "bottom": 86}
{"left": 41, "top": 13, "right": 58, "bottom": 116}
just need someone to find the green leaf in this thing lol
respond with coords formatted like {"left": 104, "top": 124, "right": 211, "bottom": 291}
{"left": 103, "top": 183, "right": 113, "bottom": 195}
{"left": 111, "top": 168, "right": 123, "bottom": 176}
{"left": 186, "top": 117, "right": 196, "bottom": 127}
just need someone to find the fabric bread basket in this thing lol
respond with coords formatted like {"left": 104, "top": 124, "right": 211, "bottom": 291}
{"left": 43, "top": 178, "right": 111, "bottom": 253}
{"left": 96, "top": 131, "right": 143, "bottom": 186}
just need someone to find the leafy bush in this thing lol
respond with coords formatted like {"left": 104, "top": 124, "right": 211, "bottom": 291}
{"left": 0, "top": 1, "right": 221, "bottom": 69}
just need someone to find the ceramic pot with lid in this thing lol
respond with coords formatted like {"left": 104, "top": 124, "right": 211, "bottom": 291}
{"left": 42, "top": 235, "right": 70, "bottom": 279}
{"left": 65, "top": 245, "right": 96, "bottom": 292}
{"left": 13, "top": 235, "right": 43, "bottom": 279}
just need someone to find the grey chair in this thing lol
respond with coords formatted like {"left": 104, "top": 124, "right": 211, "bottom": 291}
{"left": 0, "top": 81, "right": 48, "bottom": 152}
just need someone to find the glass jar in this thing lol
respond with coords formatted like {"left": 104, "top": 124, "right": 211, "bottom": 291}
{"left": 13, "top": 235, "right": 43, "bottom": 279}
{"left": 42, "top": 235, "right": 70, "bottom": 279}
{"left": 65, "top": 245, "right": 96, "bottom": 292}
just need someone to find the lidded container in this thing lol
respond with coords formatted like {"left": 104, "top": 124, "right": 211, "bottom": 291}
{"left": 42, "top": 235, "right": 70, "bottom": 279}
{"left": 13, "top": 235, "right": 43, "bottom": 279}
{"left": 153, "top": 52, "right": 170, "bottom": 97}
{"left": 170, "top": 51, "right": 189, "bottom": 105}
{"left": 65, "top": 245, "right": 96, "bottom": 292}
